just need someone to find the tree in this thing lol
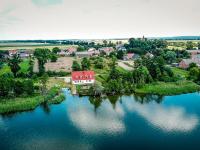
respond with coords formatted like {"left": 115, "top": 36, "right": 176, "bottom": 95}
{"left": 116, "top": 50, "right": 124, "bottom": 60}
{"left": 81, "top": 57, "right": 91, "bottom": 70}
{"left": 28, "top": 55, "right": 34, "bottom": 76}
{"left": 0, "top": 73, "right": 13, "bottom": 97}
{"left": 72, "top": 60, "right": 81, "bottom": 71}
{"left": 39, "top": 73, "right": 49, "bottom": 95}
{"left": 8, "top": 54, "right": 22, "bottom": 77}
{"left": 14, "top": 80, "right": 24, "bottom": 96}
{"left": 186, "top": 41, "right": 194, "bottom": 50}
{"left": 34, "top": 48, "right": 51, "bottom": 75}
{"left": 103, "top": 40, "right": 108, "bottom": 46}
{"left": 24, "top": 79, "right": 34, "bottom": 95}
{"left": 189, "top": 67, "right": 199, "bottom": 81}
{"left": 52, "top": 47, "right": 61, "bottom": 54}
{"left": 50, "top": 53, "right": 58, "bottom": 62}
{"left": 188, "top": 63, "right": 197, "bottom": 70}
{"left": 164, "top": 51, "right": 176, "bottom": 64}
{"left": 198, "top": 42, "right": 200, "bottom": 49}
{"left": 94, "top": 57, "right": 104, "bottom": 69}
{"left": 77, "top": 46, "right": 85, "bottom": 52}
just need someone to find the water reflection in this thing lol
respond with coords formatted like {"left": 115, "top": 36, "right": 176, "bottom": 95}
{"left": 68, "top": 93, "right": 198, "bottom": 134}
{"left": 124, "top": 99, "right": 198, "bottom": 132}
{"left": 68, "top": 96, "right": 125, "bottom": 135}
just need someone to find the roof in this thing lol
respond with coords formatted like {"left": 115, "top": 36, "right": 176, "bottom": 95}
{"left": 181, "top": 58, "right": 200, "bottom": 65}
{"left": 127, "top": 53, "right": 134, "bottom": 59}
{"left": 67, "top": 47, "right": 77, "bottom": 53}
{"left": 72, "top": 71, "right": 95, "bottom": 81}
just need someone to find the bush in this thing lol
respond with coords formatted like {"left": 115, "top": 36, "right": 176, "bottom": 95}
{"left": 24, "top": 79, "right": 34, "bottom": 95}
{"left": 46, "top": 71, "right": 70, "bottom": 77}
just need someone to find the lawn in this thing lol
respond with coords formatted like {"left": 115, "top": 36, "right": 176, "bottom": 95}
{"left": 19, "top": 59, "right": 30, "bottom": 73}
{"left": 172, "top": 67, "right": 188, "bottom": 78}
{"left": 135, "top": 81, "right": 200, "bottom": 95}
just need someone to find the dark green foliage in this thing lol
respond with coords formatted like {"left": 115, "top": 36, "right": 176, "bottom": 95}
{"left": 52, "top": 47, "right": 61, "bottom": 54}
{"left": 164, "top": 51, "right": 176, "bottom": 64}
{"left": 188, "top": 63, "right": 198, "bottom": 70}
{"left": 50, "top": 53, "right": 58, "bottom": 62}
{"left": 94, "top": 57, "right": 104, "bottom": 69}
{"left": 198, "top": 42, "right": 200, "bottom": 49}
{"left": 81, "top": 57, "right": 91, "bottom": 70}
{"left": 34, "top": 48, "right": 51, "bottom": 75}
{"left": 39, "top": 73, "right": 49, "bottom": 95}
{"left": 28, "top": 55, "right": 34, "bottom": 76}
{"left": 46, "top": 71, "right": 70, "bottom": 77}
{"left": 8, "top": 54, "right": 22, "bottom": 77}
{"left": 186, "top": 41, "right": 194, "bottom": 50}
{"left": 24, "top": 79, "right": 34, "bottom": 95}
{"left": 0, "top": 73, "right": 14, "bottom": 97}
{"left": 125, "top": 38, "right": 167, "bottom": 54}
{"left": 116, "top": 50, "right": 124, "bottom": 60}
{"left": 14, "top": 80, "right": 24, "bottom": 96}
{"left": 72, "top": 60, "right": 81, "bottom": 71}
{"left": 77, "top": 46, "right": 86, "bottom": 52}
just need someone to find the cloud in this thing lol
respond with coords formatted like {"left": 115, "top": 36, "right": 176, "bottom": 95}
{"left": 32, "top": 0, "right": 63, "bottom": 6}
{"left": 68, "top": 100, "right": 125, "bottom": 134}
{"left": 125, "top": 100, "right": 199, "bottom": 132}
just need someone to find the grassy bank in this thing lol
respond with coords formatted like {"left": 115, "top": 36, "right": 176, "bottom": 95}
{"left": 135, "top": 81, "right": 200, "bottom": 95}
{"left": 0, "top": 95, "right": 44, "bottom": 114}
{"left": 0, "top": 78, "right": 66, "bottom": 114}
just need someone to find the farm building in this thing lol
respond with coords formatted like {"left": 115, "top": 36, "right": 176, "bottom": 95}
{"left": 98, "top": 47, "right": 114, "bottom": 55}
{"left": 8, "top": 50, "right": 18, "bottom": 57}
{"left": 179, "top": 58, "right": 200, "bottom": 69}
{"left": 71, "top": 71, "right": 95, "bottom": 85}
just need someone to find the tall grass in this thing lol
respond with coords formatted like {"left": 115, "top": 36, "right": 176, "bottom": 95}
{"left": 135, "top": 81, "right": 200, "bottom": 95}
{"left": 0, "top": 95, "right": 44, "bottom": 114}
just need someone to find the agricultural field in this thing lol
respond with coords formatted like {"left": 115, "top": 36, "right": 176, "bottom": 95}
{"left": 0, "top": 43, "right": 76, "bottom": 50}
{"left": 34, "top": 57, "right": 74, "bottom": 72}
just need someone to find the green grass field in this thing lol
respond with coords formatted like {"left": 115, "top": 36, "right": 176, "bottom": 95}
{"left": 172, "top": 67, "right": 188, "bottom": 78}
{"left": 135, "top": 81, "right": 200, "bottom": 95}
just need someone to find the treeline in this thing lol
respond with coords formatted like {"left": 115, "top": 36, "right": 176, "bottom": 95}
{"left": 124, "top": 38, "right": 167, "bottom": 55}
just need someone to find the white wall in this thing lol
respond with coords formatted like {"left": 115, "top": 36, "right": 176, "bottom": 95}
{"left": 72, "top": 79, "right": 95, "bottom": 85}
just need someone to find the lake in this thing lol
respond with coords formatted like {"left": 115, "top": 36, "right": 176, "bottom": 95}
{"left": 0, "top": 89, "right": 200, "bottom": 150}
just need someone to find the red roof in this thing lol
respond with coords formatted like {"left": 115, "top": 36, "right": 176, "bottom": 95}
{"left": 127, "top": 53, "right": 134, "bottom": 59}
{"left": 72, "top": 71, "right": 95, "bottom": 81}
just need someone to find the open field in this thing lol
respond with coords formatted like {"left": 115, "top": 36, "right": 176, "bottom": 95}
{"left": 34, "top": 57, "right": 74, "bottom": 72}
{"left": 0, "top": 44, "right": 76, "bottom": 50}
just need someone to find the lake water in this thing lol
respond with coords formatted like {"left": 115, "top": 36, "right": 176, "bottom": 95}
{"left": 0, "top": 89, "right": 200, "bottom": 150}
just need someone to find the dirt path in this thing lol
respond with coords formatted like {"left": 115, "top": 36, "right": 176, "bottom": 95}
{"left": 117, "top": 61, "right": 134, "bottom": 71}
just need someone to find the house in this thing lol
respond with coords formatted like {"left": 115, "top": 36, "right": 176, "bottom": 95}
{"left": 8, "top": 50, "right": 18, "bottom": 57}
{"left": 67, "top": 47, "right": 77, "bottom": 54}
{"left": 123, "top": 53, "right": 140, "bottom": 60}
{"left": 179, "top": 58, "right": 200, "bottom": 69}
{"left": 145, "top": 52, "right": 154, "bottom": 58}
{"left": 88, "top": 48, "right": 100, "bottom": 56}
{"left": 116, "top": 44, "right": 126, "bottom": 51}
{"left": 98, "top": 47, "right": 114, "bottom": 55}
{"left": 58, "top": 47, "right": 77, "bottom": 56}
{"left": 186, "top": 50, "right": 200, "bottom": 56}
{"left": 123, "top": 53, "right": 134, "bottom": 60}
{"left": 76, "top": 51, "right": 91, "bottom": 57}
{"left": 71, "top": 71, "right": 95, "bottom": 85}
{"left": 18, "top": 49, "right": 33, "bottom": 58}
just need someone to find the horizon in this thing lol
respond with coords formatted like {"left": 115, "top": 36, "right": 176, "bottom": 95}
{"left": 1, "top": 0, "right": 200, "bottom": 40}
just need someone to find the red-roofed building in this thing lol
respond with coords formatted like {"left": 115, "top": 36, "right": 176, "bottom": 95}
{"left": 8, "top": 50, "right": 18, "bottom": 57}
{"left": 71, "top": 71, "right": 95, "bottom": 85}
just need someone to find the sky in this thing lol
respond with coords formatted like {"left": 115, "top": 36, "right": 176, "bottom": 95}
{"left": 0, "top": 0, "right": 200, "bottom": 40}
